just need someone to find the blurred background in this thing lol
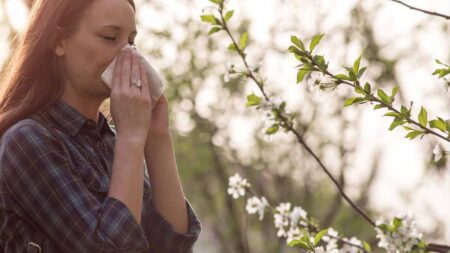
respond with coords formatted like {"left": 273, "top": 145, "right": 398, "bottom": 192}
{"left": 0, "top": 0, "right": 448, "bottom": 252}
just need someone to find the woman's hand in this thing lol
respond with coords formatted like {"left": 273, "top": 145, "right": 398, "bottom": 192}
{"left": 148, "top": 93, "right": 170, "bottom": 139}
{"left": 110, "top": 47, "right": 152, "bottom": 144}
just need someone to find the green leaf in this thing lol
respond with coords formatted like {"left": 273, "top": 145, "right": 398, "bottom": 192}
{"left": 344, "top": 97, "right": 358, "bottom": 107}
{"left": 224, "top": 10, "right": 234, "bottom": 22}
{"left": 354, "top": 85, "right": 365, "bottom": 95}
{"left": 344, "top": 97, "right": 366, "bottom": 107}
{"left": 200, "top": 15, "right": 217, "bottom": 24}
{"left": 334, "top": 74, "right": 352, "bottom": 81}
{"left": 239, "top": 32, "right": 248, "bottom": 50}
{"left": 393, "top": 217, "right": 402, "bottom": 230}
{"left": 429, "top": 119, "right": 447, "bottom": 132}
{"left": 358, "top": 67, "right": 367, "bottom": 78}
{"left": 391, "top": 86, "right": 399, "bottom": 99}
{"left": 405, "top": 130, "right": 424, "bottom": 140}
{"left": 297, "top": 70, "right": 309, "bottom": 83}
{"left": 353, "top": 55, "right": 362, "bottom": 76}
{"left": 208, "top": 26, "right": 221, "bottom": 35}
{"left": 266, "top": 124, "right": 279, "bottom": 135}
{"left": 287, "top": 239, "right": 310, "bottom": 249}
{"left": 418, "top": 106, "right": 427, "bottom": 127}
{"left": 314, "top": 229, "right": 329, "bottom": 246}
{"left": 400, "top": 105, "right": 409, "bottom": 117}
{"left": 228, "top": 43, "right": 238, "bottom": 52}
{"left": 435, "top": 60, "right": 450, "bottom": 68}
{"left": 373, "top": 104, "right": 384, "bottom": 110}
{"left": 313, "top": 55, "right": 327, "bottom": 70}
{"left": 377, "top": 89, "right": 390, "bottom": 104}
{"left": 416, "top": 240, "right": 427, "bottom": 249}
{"left": 384, "top": 112, "right": 401, "bottom": 117}
{"left": 438, "top": 69, "right": 450, "bottom": 78}
{"left": 287, "top": 239, "right": 300, "bottom": 247}
{"left": 363, "top": 242, "right": 372, "bottom": 252}
{"left": 402, "top": 125, "right": 415, "bottom": 131}
{"left": 377, "top": 223, "right": 390, "bottom": 232}
{"left": 302, "top": 230, "right": 313, "bottom": 249}
{"left": 288, "top": 46, "right": 307, "bottom": 58}
{"left": 296, "top": 64, "right": 315, "bottom": 71}
{"left": 209, "top": 0, "right": 223, "bottom": 4}
{"left": 246, "top": 94, "right": 262, "bottom": 107}
{"left": 291, "top": 35, "right": 306, "bottom": 51}
{"left": 432, "top": 68, "right": 450, "bottom": 78}
{"left": 309, "top": 33, "right": 325, "bottom": 52}
{"left": 364, "top": 82, "right": 371, "bottom": 94}
{"left": 389, "top": 118, "right": 405, "bottom": 131}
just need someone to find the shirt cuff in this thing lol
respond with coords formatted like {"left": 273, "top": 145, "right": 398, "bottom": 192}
{"left": 145, "top": 198, "right": 201, "bottom": 252}
{"left": 95, "top": 196, "right": 150, "bottom": 252}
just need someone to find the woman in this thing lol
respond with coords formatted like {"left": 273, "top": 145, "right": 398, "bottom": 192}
{"left": 0, "top": 0, "right": 201, "bottom": 252}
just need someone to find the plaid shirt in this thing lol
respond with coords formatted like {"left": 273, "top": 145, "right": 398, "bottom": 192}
{"left": 0, "top": 98, "right": 201, "bottom": 252}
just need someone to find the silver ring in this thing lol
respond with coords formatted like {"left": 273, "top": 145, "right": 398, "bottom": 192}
{"left": 131, "top": 76, "right": 141, "bottom": 89}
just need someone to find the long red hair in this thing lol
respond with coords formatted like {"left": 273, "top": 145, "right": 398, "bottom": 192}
{"left": 0, "top": 0, "right": 135, "bottom": 136}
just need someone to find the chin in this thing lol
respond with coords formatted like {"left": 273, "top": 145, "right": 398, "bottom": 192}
{"left": 96, "top": 81, "right": 111, "bottom": 98}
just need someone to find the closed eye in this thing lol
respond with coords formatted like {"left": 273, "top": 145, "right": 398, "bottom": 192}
{"left": 102, "top": 36, "right": 116, "bottom": 41}
{"left": 102, "top": 36, "right": 135, "bottom": 46}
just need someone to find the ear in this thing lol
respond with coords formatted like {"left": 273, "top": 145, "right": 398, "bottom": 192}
{"left": 52, "top": 26, "right": 66, "bottom": 57}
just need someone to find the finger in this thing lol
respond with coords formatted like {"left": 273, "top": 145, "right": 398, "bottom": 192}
{"left": 130, "top": 48, "right": 141, "bottom": 95}
{"left": 139, "top": 55, "right": 151, "bottom": 103}
{"left": 120, "top": 48, "right": 132, "bottom": 92}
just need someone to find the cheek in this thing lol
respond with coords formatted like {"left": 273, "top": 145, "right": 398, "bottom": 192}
{"left": 65, "top": 40, "right": 115, "bottom": 81}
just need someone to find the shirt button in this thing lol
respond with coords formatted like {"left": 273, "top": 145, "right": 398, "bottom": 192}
{"left": 97, "top": 141, "right": 104, "bottom": 148}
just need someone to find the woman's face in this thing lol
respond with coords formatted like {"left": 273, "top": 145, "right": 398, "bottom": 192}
{"left": 55, "top": 0, "right": 136, "bottom": 99}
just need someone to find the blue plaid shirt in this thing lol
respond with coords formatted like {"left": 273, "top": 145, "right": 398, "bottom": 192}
{"left": 0, "top": 98, "right": 201, "bottom": 252}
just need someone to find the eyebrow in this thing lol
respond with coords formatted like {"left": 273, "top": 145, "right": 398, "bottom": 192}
{"left": 101, "top": 25, "right": 137, "bottom": 36}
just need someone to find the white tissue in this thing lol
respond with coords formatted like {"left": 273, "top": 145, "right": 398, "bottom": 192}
{"left": 101, "top": 44, "right": 166, "bottom": 108}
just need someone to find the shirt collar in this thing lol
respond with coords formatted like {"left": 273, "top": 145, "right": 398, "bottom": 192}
{"left": 44, "top": 98, "right": 115, "bottom": 137}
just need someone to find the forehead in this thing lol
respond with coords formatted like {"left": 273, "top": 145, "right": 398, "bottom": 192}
{"left": 81, "top": 0, "right": 136, "bottom": 30}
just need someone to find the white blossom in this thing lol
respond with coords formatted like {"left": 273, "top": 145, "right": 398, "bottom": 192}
{"left": 258, "top": 97, "right": 283, "bottom": 113}
{"left": 227, "top": 173, "right": 250, "bottom": 199}
{"left": 224, "top": 72, "right": 231, "bottom": 83}
{"left": 315, "top": 246, "right": 326, "bottom": 253}
{"left": 375, "top": 214, "right": 423, "bottom": 253}
{"left": 307, "top": 71, "right": 323, "bottom": 87}
{"left": 273, "top": 202, "right": 291, "bottom": 238}
{"left": 314, "top": 246, "right": 340, "bottom": 253}
{"left": 276, "top": 202, "right": 291, "bottom": 215}
{"left": 286, "top": 227, "right": 302, "bottom": 244}
{"left": 322, "top": 228, "right": 339, "bottom": 251}
{"left": 289, "top": 206, "right": 307, "bottom": 227}
{"left": 433, "top": 143, "right": 446, "bottom": 162}
{"left": 226, "top": 61, "right": 234, "bottom": 70}
{"left": 258, "top": 99, "right": 274, "bottom": 112}
{"left": 322, "top": 227, "right": 339, "bottom": 242}
{"left": 341, "top": 237, "right": 364, "bottom": 253}
{"left": 273, "top": 202, "right": 312, "bottom": 244}
{"left": 246, "top": 196, "right": 269, "bottom": 220}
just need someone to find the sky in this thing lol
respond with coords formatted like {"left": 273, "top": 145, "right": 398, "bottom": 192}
{"left": 0, "top": 0, "right": 449, "bottom": 249}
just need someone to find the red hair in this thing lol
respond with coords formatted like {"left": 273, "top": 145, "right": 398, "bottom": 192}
{"left": 0, "top": 0, "right": 135, "bottom": 136}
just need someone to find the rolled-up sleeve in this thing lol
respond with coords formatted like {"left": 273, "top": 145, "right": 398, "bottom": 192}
{"left": 0, "top": 123, "right": 150, "bottom": 253}
{"left": 143, "top": 196, "right": 201, "bottom": 253}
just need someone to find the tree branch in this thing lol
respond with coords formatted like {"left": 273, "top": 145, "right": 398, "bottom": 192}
{"left": 389, "top": 0, "right": 450, "bottom": 20}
